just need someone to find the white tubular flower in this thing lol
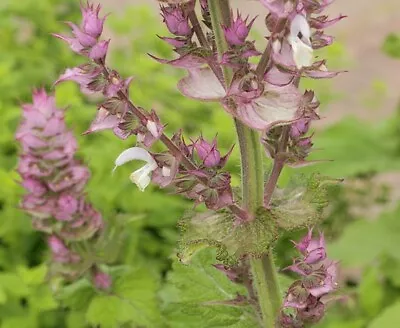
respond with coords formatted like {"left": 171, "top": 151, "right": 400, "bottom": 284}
{"left": 288, "top": 14, "right": 314, "bottom": 69}
{"left": 114, "top": 147, "right": 158, "bottom": 191}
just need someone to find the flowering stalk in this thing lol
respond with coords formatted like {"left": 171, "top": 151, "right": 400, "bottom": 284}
{"left": 208, "top": 1, "right": 281, "bottom": 326}
{"left": 48, "top": 1, "right": 344, "bottom": 326}
{"left": 16, "top": 89, "right": 111, "bottom": 286}
{"left": 279, "top": 230, "right": 338, "bottom": 326}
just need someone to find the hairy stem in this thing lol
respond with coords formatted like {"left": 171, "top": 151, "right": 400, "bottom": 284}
{"left": 264, "top": 127, "right": 289, "bottom": 206}
{"left": 208, "top": 0, "right": 232, "bottom": 85}
{"left": 188, "top": 11, "right": 209, "bottom": 48}
{"left": 188, "top": 10, "right": 225, "bottom": 85}
{"left": 208, "top": 1, "right": 281, "bottom": 326}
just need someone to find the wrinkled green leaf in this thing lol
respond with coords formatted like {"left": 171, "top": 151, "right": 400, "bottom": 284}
{"left": 162, "top": 249, "right": 258, "bottom": 328}
{"left": 178, "top": 209, "right": 278, "bottom": 264}
{"left": 271, "top": 173, "right": 335, "bottom": 231}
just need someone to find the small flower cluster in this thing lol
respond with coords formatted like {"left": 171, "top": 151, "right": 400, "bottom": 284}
{"left": 113, "top": 134, "right": 234, "bottom": 210}
{"left": 54, "top": 2, "right": 246, "bottom": 219}
{"left": 17, "top": 89, "right": 110, "bottom": 288}
{"left": 279, "top": 229, "right": 338, "bottom": 327}
{"left": 53, "top": 2, "right": 108, "bottom": 61}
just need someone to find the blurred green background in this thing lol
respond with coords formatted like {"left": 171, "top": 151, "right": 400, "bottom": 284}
{"left": 1, "top": 0, "right": 400, "bottom": 327}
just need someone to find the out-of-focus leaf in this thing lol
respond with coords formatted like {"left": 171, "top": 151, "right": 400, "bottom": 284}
{"left": 358, "top": 267, "right": 384, "bottom": 317}
{"left": 368, "top": 302, "right": 400, "bottom": 328}
{"left": 301, "top": 117, "right": 400, "bottom": 178}
{"left": 382, "top": 34, "right": 400, "bottom": 59}
{"left": 328, "top": 208, "right": 400, "bottom": 267}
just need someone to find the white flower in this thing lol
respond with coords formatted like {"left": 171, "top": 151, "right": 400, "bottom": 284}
{"left": 114, "top": 147, "right": 158, "bottom": 191}
{"left": 288, "top": 14, "right": 314, "bottom": 69}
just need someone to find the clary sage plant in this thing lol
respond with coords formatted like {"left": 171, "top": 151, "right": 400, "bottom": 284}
{"left": 16, "top": 0, "right": 345, "bottom": 327}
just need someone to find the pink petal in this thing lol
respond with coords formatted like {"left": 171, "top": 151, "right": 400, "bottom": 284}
{"left": 178, "top": 68, "right": 226, "bottom": 101}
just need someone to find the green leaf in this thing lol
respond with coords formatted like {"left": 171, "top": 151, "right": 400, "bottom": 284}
{"left": 17, "top": 265, "right": 47, "bottom": 286}
{"left": 271, "top": 173, "right": 335, "bottom": 231}
{"left": 86, "top": 295, "right": 136, "bottom": 328}
{"left": 112, "top": 267, "right": 163, "bottom": 327}
{"left": 178, "top": 209, "right": 278, "bottom": 264}
{"left": 380, "top": 256, "right": 400, "bottom": 288}
{"left": 162, "top": 249, "right": 258, "bottom": 328}
{"left": 66, "top": 311, "right": 87, "bottom": 328}
{"left": 58, "top": 279, "right": 96, "bottom": 311}
{"left": 29, "top": 285, "right": 58, "bottom": 312}
{"left": 368, "top": 301, "right": 400, "bottom": 328}
{"left": 0, "top": 273, "right": 29, "bottom": 297}
{"left": 382, "top": 33, "right": 400, "bottom": 59}
{"left": 359, "top": 267, "right": 384, "bottom": 317}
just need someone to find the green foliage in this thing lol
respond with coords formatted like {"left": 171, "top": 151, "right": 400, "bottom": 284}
{"left": 161, "top": 249, "right": 258, "bottom": 328}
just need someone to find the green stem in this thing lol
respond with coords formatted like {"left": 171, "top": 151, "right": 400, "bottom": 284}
{"left": 208, "top": 1, "right": 281, "bottom": 327}
{"left": 208, "top": 0, "right": 232, "bottom": 85}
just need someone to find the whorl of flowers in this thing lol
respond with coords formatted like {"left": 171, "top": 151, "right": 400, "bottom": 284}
{"left": 279, "top": 229, "right": 338, "bottom": 327}
{"left": 16, "top": 89, "right": 109, "bottom": 285}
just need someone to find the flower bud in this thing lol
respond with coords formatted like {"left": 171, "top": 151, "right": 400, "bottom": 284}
{"left": 193, "top": 136, "right": 221, "bottom": 168}
{"left": 81, "top": 2, "right": 106, "bottom": 38}
{"left": 161, "top": 5, "right": 192, "bottom": 37}
{"left": 223, "top": 11, "right": 256, "bottom": 46}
